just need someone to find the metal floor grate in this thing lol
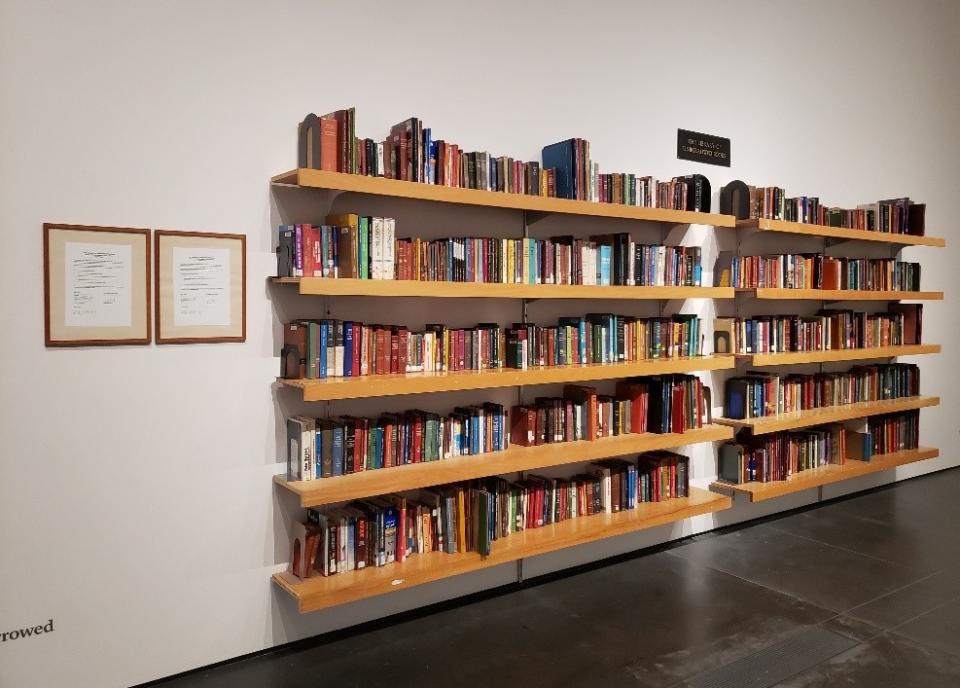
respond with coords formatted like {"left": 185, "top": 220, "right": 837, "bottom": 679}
{"left": 683, "top": 626, "right": 858, "bottom": 688}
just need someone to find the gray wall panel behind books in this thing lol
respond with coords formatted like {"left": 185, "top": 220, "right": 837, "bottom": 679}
{"left": 1, "top": 1, "right": 958, "bottom": 686}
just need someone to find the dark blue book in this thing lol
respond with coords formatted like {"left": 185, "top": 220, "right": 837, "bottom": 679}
{"left": 332, "top": 424, "right": 344, "bottom": 476}
{"left": 541, "top": 139, "right": 576, "bottom": 199}
{"left": 725, "top": 378, "right": 748, "bottom": 419}
{"left": 343, "top": 322, "right": 354, "bottom": 377}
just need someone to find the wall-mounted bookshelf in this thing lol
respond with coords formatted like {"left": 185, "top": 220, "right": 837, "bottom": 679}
{"left": 277, "top": 277, "right": 735, "bottom": 301}
{"left": 272, "top": 169, "right": 737, "bottom": 227}
{"left": 276, "top": 424, "right": 734, "bottom": 508}
{"left": 711, "top": 447, "right": 939, "bottom": 503}
{"left": 280, "top": 355, "right": 735, "bottom": 401}
{"left": 273, "top": 487, "right": 731, "bottom": 613}
{"left": 737, "top": 218, "right": 946, "bottom": 247}
{"left": 735, "top": 344, "right": 941, "bottom": 368}
{"left": 715, "top": 396, "right": 940, "bottom": 436}
{"left": 735, "top": 288, "right": 943, "bottom": 302}
{"left": 270, "top": 161, "right": 743, "bottom": 613}
{"left": 717, "top": 206, "right": 943, "bottom": 502}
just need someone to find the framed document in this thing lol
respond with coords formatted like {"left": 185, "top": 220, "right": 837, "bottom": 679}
{"left": 154, "top": 230, "right": 246, "bottom": 344}
{"left": 43, "top": 223, "right": 151, "bottom": 346}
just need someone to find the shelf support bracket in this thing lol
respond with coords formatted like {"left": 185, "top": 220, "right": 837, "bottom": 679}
{"left": 523, "top": 210, "right": 550, "bottom": 226}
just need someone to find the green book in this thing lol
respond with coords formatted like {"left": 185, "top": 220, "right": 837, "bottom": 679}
{"left": 359, "top": 216, "right": 369, "bottom": 280}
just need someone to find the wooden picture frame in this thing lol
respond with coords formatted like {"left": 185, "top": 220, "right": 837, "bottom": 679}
{"left": 154, "top": 230, "right": 246, "bottom": 344}
{"left": 43, "top": 223, "right": 152, "bottom": 346}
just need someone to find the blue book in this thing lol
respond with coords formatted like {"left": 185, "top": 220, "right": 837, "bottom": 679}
{"left": 375, "top": 425, "right": 385, "bottom": 470}
{"left": 422, "top": 128, "right": 432, "bottom": 182}
{"left": 598, "top": 245, "right": 612, "bottom": 285}
{"left": 343, "top": 323, "right": 353, "bottom": 377}
{"left": 528, "top": 238, "right": 537, "bottom": 284}
{"left": 319, "top": 321, "right": 328, "bottom": 379}
{"left": 383, "top": 508, "right": 398, "bottom": 564}
{"left": 541, "top": 139, "right": 576, "bottom": 199}
{"left": 332, "top": 425, "right": 344, "bottom": 476}
{"left": 471, "top": 414, "right": 480, "bottom": 454}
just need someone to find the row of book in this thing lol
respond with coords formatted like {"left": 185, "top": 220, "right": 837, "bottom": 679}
{"left": 718, "top": 410, "right": 921, "bottom": 484}
{"left": 291, "top": 451, "right": 691, "bottom": 577}
{"left": 277, "top": 217, "right": 703, "bottom": 287}
{"left": 729, "top": 254, "right": 921, "bottom": 292}
{"left": 285, "top": 375, "right": 710, "bottom": 481}
{"left": 748, "top": 187, "right": 926, "bottom": 236}
{"left": 395, "top": 235, "right": 702, "bottom": 287}
{"left": 281, "top": 314, "right": 705, "bottom": 380}
{"left": 511, "top": 376, "right": 709, "bottom": 446}
{"left": 286, "top": 404, "right": 509, "bottom": 481}
{"left": 723, "top": 363, "right": 920, "bottom": 420}
{"left": 713, "top": 305, "right": 922, "bottom": 355}
{"left": 869, "top": 410, "right": 920, "bottom": 456}
{"left": 301, "top": 109, "right": 709, "bottom": 207}
{"left": 719, "top": 425, "right": 846, "bottom": 484}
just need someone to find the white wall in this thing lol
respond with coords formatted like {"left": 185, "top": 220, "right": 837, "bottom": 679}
{"left": 1, "top": 1, "right": 958, "bottom": 686}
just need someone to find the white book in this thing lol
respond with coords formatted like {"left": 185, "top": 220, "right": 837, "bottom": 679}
{"left": 371, "top": 217, "right": 384, "bottom": 279}
{"left": 334, "top": 335, "right": 344, "bottom": 379}
{"left": 628, "top": 240, "right": 636, "bottom": 285}
{"left": 295, "top": 416, "right": 315, "bottom": 481}
{"left": 383, "top": 217, "right": 396, "bottom": 280}
{"left": 338, "top": 518, "right": 348, "bottom": 573}
{"left": 656, "top": 246, "right": 666, "bottom": 286}
{"left": 376, "top": 142, "right": 385, "bottom": 177}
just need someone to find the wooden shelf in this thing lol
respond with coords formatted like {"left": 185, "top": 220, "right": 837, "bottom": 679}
{"left": 738, "top": 218, "right": 946, "bottom": 247}
{"left": 272, "top": 169, "right": 736, "bottom": 227}
{"left": 276, "top": 424, "right": 734, "bottom": 507}
{"left": 711, "top": 446, "right": 939, "bottom": 503}
{"left": 280, "top": 355, "right": 736, "bottom": 401}
{"left": 737, "top": 344, "right": 941, "bottom": 367}
{"left": 737, "top": 288, "right": 943, "bottom": 301}
{"left": 276, "top": 277, "right": 734, "bottom": 300}
{"left": 273, "top": 487, "right": 731, "bottom": 612}
{"left": 716, "top": 396, "right": 940, "bottom": 435}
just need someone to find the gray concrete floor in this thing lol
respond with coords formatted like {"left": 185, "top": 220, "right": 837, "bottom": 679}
{"left": 151, "top": 467, "right": 960, "bottom": 688}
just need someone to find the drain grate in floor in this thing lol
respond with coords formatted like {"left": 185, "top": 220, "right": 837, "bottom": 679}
{"left": 683, "top": 626, "right": 858, "bottom": 688}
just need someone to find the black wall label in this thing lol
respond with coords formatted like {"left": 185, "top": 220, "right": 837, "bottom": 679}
{"left": 677, "top": 129, "right": 730, "bottom": 167}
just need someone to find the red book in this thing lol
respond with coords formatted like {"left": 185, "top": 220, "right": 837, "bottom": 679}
{"left": 412, "top": 414, "right": 423, "bottom": 462}
{"left": 382, "top": 136, "right": 393, "bottom": 179}
{"left": 301, "top": 224, "right": 321, "bottom": 278}
{"left": 510, "top": 406, "right": 535, "bottom": 446}
{"left": 671, "top": 384, "right": 685, "bottom": 433}
{"left": 375, "top": 327, "right": 389, "bottom": 375}
{"left": 354, "top": 418, "right": 365, "bottom": 472}
{"left": 398, "top": 327, "right": 409, "bottom": 374}
{"left": 319, "top": 117, "right": 337, "bottom": 172}
{"left": 390, "top": 328, "right": 400, "bottom": 374}
{"left": 384, "top": 419, "right": 395, "bottom": 468}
